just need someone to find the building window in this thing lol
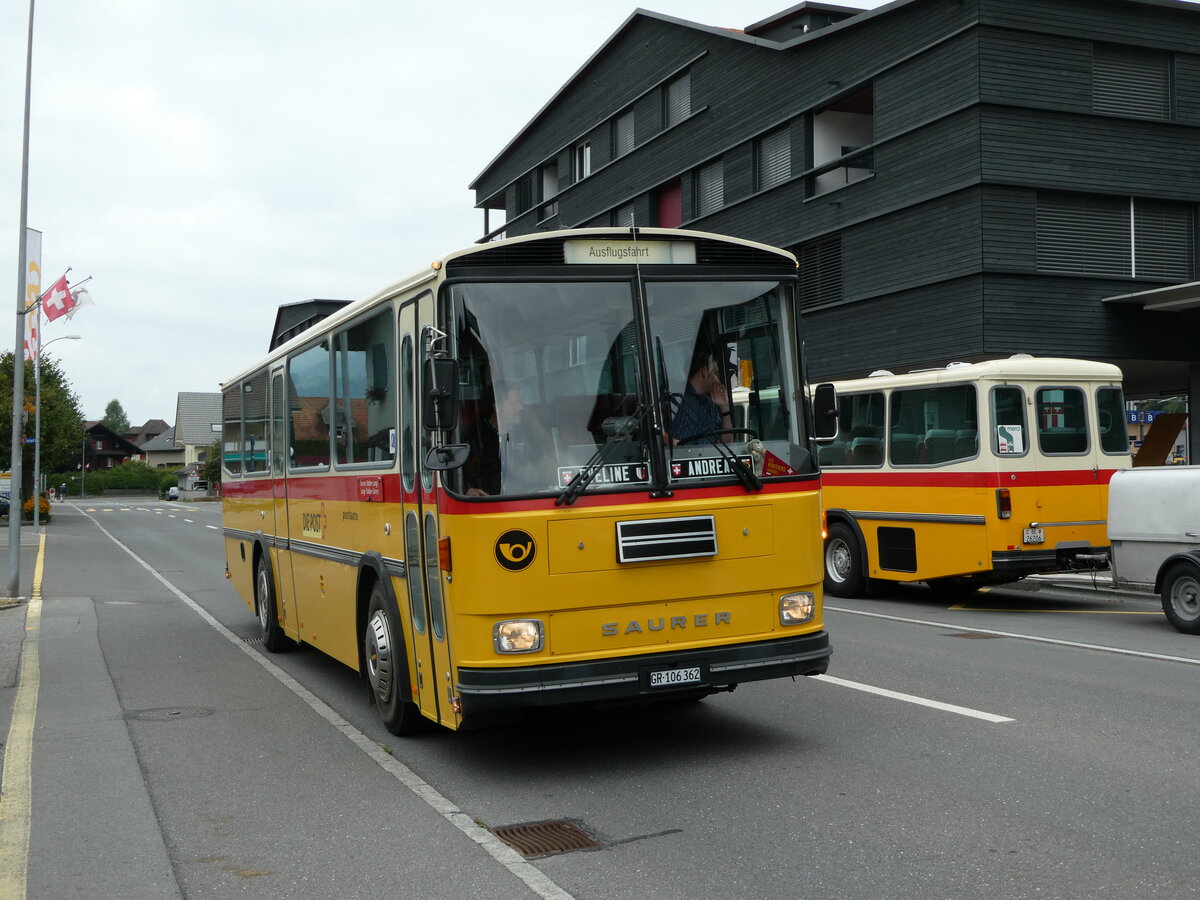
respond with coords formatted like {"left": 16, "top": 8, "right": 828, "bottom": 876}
{"left": 756, "top": 127, "right": 791, "bottom": 192}
{"left": 538, "top": 161, "right": 559, "bottom": 221}
{"left": 654, "top": 179, "right": 683, "bottom": 228}
{"left": 573, "top": 141, "right": 591, "bottom": 181}
{"left": 614, "top": 109, "right": 635, "bottom": 158}
{"left": 807, "top": 85, "right": 874, "bottom": 198}
{"left": 664, "top": 72, "right": 691, "bottom": 128}
{"left": 1036, "top": 193, "right": 1195, "bottom": 280}
{"left": 797, "top": 233, "right": 843, "bottom": 309}
{"left": 514, "top": 173, "right": 535, "bottom": 215}
{"left": 694, "top": 159, "right": 724, "bottom": 217}
{"left": 1093, "top": 44, "right": 1171, "bottom": 119}
{"left": 613, "top": 202, "right": 636, "bottom": 228}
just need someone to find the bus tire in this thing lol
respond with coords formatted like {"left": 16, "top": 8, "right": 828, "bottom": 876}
{"left": 255, "top": 558, "right": 291, "bottom": 653}
{"left": 825, "top": 523, "right": 865, "bottom": 598}
{"left": 364, "top": 581, "right": 425, "bottom": 735}
{"left": 1161, "top": 561, "right": 1200, "bottom": 634}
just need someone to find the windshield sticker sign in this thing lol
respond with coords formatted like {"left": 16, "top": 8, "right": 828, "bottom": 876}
{"left": 558, "top": 462, "right": 650, "bottom": 488}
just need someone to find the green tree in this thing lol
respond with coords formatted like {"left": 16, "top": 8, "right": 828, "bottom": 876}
{"left": 0, "top": 350, "right": 86, "bottom": 498}
{"left": 101, "top": 399, "right": 130, "bottom": 435}
{"left": 201, "top": 437, "right": 222, "bottom": 486}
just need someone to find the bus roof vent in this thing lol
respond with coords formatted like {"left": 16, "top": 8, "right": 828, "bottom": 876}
{"left": 868, "top": 369, "right": 893, "bottom": 377}
{"left": 1008, "top": 353, "right": 1034, "bottom": 359}
{"left": 945, "top": 361, "right": 971, "bottom": 369}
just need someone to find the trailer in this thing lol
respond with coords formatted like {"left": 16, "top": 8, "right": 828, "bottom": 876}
{"left": 1108, "top": 466, "right": 1200, "bottom": 634}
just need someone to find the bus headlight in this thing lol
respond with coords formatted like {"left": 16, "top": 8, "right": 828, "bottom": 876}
{"left": 494, "top": 619, "right": 544, "bottom": 653}
{"left": 779, "top": 592, "right": 816, "bottom": 625}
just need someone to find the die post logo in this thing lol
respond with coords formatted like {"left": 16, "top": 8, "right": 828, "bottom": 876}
{"left": 495, "top": 530, "right": 536, "bottom": 571}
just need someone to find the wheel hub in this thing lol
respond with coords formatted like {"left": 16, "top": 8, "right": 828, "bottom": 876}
{"left": 256, "top": 568, "right": 271, "bottom": 630}
{"left": 365, "top": 611, "right": 394, "bottom": 702}
{"left": 828, "top": 541, "right": 851, "bottom": 582}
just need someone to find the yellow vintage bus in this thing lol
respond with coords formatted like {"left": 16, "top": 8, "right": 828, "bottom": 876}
{"left": 221, "top": 227, "right": 836, "bottom": 734}
{"left": 817, "top": 356, "right": 1131, "bottom": 597}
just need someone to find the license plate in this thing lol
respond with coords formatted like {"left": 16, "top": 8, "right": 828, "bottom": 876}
{"left": 1023, "top": 527, "right": 1045, "bottom": 544}
{"left": 649, "top": 666, "right": 701, "bottom": 688}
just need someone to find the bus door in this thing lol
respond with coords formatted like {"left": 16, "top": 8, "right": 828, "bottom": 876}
{"left": 269, "top": 369, "right": 300, "bottom": 642}
{"left": 1033, "top": 385, "right": 1108, "bottom": 540}
{"left": 398, "top": 300, "right": 453, "bottom": 726}
{"left": 416, "top": 295, "right": 457, "bottom": 729}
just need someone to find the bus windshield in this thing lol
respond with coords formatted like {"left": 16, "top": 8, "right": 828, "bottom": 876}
{"left": 447, "top": 277, "right": 810, "bottom": 498}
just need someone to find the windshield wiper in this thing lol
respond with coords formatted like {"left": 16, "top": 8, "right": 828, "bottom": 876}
{"left": 556, "top": 402, "right": 649, "bottom": 507}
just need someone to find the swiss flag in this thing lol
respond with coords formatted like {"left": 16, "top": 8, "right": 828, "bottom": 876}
{"left": 42, "top": 276, "right": 76, "bottom": 322}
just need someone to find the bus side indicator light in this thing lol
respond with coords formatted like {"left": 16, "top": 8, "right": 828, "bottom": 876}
{"left": 438, "top": 536, "right": 452, "bottom": 572}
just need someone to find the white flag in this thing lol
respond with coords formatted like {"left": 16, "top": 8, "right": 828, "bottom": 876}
{"left": 67, "top": 286, "right": 94, "bottom": 318}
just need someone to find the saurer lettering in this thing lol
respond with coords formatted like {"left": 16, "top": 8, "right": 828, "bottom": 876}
{"left": 602, "top": 611, "right": 731, "bottom": 636}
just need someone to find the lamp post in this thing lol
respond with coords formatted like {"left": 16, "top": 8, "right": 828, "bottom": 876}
{"left": 33, "top": 333, "right": 80, "bottom": 532}
{"left": 7, "top": 0, "right": 37, "bottom": 599}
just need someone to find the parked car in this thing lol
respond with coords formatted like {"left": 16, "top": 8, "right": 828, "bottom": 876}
{"left": 163, "top": 486, "right": 179, "bottom": 501}
{"left": 192, "top": 480, "right": 208, "bottom": 491}
{"left": 0, "top": 492, "right": 9, "bottom": 516}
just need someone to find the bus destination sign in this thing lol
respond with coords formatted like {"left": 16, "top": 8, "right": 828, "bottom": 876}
{"left": 564, "top": 240, "right": 697, "bottom": 265}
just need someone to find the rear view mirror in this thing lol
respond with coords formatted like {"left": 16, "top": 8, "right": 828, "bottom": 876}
{"left": 422, "top": 357, "right": 460, "bottom": 431}
{"left": 812, "top": 383, "right": 838, "bottom": 441}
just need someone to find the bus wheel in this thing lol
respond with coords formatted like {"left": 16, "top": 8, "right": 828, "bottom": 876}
{"left": 1161, "top": 562, "right": 1200, "bottom": 634}
{"left": 255, "top": 559, "right": 290, "bottom": 653}
{"left": 363, "top": 582, "right": 425, "bottom": 735}
{"left": 824, "top": 523, "right": 865, "bottom": 598}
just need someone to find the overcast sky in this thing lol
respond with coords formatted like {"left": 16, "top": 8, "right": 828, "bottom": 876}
{"left": 1, "top": 0, "right": 909, "bottom": 427}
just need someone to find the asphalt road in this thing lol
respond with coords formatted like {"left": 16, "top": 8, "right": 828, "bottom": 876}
{"left": 2, "top": 497, "right": 1198, "bottom": 899}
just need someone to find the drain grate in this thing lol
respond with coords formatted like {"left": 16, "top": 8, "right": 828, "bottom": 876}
{"left": 126, "top": 707, "right": 214, "bottom": 721}
{"left": 944, "top": 631, "right": 1004, "bottom": 640}
{"left": 491, "top": 819, "right": 601, "bottom": 858}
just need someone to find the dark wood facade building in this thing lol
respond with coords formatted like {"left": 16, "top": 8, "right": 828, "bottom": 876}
{"left": 471, "top": 0, "right": 1200, "bottom": 452}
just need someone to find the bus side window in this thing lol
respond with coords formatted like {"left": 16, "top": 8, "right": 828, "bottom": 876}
{"left": 1037, "top": 387, "right": 1087, "bottom": 455}
{"left": 991, "top": 386, "right": 1026, "bottom": 455}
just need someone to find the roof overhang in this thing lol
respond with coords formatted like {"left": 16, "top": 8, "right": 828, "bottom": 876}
{"left": 1104, "top": 280, "right": 1200, "bottom": 312}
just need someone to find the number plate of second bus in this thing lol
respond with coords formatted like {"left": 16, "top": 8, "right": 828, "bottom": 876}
{"left": 650, "top": 666, "right": 702, "bottom": 688}
{"left": 1023, "top": 527, "right": 1045, "bottom": 544}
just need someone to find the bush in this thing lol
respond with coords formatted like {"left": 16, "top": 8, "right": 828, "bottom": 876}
{"left": 22, "top": 495, "right": 52, "bottom": 522}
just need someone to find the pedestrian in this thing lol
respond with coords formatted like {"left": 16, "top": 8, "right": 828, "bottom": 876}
{"left": 60, "top": 482, "right": 67, "bottom": 502}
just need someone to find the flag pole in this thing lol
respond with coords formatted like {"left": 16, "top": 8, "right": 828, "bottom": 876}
{"left": 7, "top": 0, "right": 36, "bottom": 601}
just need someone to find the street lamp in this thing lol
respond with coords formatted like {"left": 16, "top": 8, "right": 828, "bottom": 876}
{"left": 34, "top": 334, "right": 80, "bottom": 532}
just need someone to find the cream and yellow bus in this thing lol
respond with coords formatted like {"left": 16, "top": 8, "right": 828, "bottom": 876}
{"left": 818, "top": 356, "right": 1130, "bottom": 597}
{"left": 221, "top": 227, "right": 837, "bottom": 734}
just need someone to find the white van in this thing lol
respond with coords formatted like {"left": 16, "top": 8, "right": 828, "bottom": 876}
{"left": 1108, "top": 466, "right": 1200, "bottom": 634}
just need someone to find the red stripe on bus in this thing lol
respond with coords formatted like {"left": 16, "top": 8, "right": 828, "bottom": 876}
{"left": 222, "top": 473, "right": 404, "bottom": 503}
{"left": 437, "top": 477, "right": 820, "bottom": 515}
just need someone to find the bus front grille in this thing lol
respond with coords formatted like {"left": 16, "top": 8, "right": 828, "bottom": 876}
{"left": 616, "top": 515, "right": 718, "bottom": 563}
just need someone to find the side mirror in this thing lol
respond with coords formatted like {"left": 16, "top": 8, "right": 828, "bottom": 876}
{"left": 812, "top": 383, "right": 838, "bottom": 441}
{"left": 425, "top": 443, "right": 470, "bottom": 471}
{"left": 422, "top": 357, "right": 460, "bottom": 431}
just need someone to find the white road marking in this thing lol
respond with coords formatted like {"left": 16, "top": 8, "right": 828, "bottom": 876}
{"left": 80, "top": 511, "right": 574, "bottom": 900}
{"left": 826, "top": 605, "right": 1200, "bottom": 667}
{"left": 812, "top": 674, "right": 1014, "bottom": 723}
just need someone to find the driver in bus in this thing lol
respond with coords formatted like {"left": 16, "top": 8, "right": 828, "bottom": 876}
{"left": 464, "top": 384, "right": 549, "bottom": 495}
{"left": 669, "top": 349, "right": 733, "bottom": 445}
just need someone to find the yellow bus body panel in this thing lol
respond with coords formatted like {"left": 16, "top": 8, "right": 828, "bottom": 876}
{"left": 439, "top": 488, "right": 825, "bottom": 668}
